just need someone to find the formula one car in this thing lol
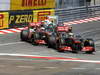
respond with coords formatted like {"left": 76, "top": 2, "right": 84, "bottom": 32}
{"left": 20, "top": 15, "right": 58, "bottom": 45}
{"left": 20, "top": 21, "right": 56, "bottom": 45}
{"left": 31, "top": 16, "right": 59, "bottom": 45}
{"left": 47, "top": 25, "right": 72, "bottom": 48}
{"left": 47, "top": 26, "right": 95, "bottom": 54}
{"left": 20, "top": 22, "right": 44, "bottom": 44}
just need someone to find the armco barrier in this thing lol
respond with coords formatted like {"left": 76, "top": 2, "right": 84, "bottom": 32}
{"left": 0, "top": 5, "right": 100, "bottom": 29}
{"left": 55, "top": 5, "right": 100, "bottom": 22}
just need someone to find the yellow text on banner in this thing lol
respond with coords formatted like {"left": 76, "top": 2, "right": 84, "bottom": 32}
{"left": 10, "top": 0, "right": 55, "bottom": 10}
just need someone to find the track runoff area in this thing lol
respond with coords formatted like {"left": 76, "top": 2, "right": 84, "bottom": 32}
{"left": 0, "top": 16, "right": 100, "bottom": 64}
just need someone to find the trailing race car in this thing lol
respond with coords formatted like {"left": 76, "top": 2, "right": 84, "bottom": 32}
{"left": 47, "top": 26, "right": 95, "bottom": 54}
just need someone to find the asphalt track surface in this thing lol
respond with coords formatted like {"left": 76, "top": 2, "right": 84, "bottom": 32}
{"left": 0, "top": 21, "right": 100, "bottom": 75}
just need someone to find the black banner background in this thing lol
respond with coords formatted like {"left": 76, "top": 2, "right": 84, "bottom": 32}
{"left": 9, "top": 10, "right": 33, "bottom": 28}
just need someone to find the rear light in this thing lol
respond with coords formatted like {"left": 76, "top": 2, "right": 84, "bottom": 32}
{"left": 82, "top": 46, "right": 93, "bottom": 51}
{"left": 35, "top": 40, "right": 46, "bottom": 44}
{"left": 60, "top": 46, "right": 72, "bottom": 51}
{"left": 74, "top": 41, "right": 81, "bottom": 43}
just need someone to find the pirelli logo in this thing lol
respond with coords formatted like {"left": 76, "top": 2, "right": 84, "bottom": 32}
{"left": 0, "top": 12, "right": 9, "bottom": 29}
{"left": 10, "top": 0, "right": 55, "bottom": 10}
{"left": 33, "top": 9, "right": 55, "bottom": 22}
{"left": 37, "top": 11, "right": 51, "bottom": 21}
{"left": 0, "top": 14, "right": 4, "bottom": 27}
{"left": 22, "top": 0, "right": 46, "bottom": 7}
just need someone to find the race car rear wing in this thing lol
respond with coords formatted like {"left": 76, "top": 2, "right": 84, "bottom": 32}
{"left": 56, "top": 26, "right": 69, "bottom": 32}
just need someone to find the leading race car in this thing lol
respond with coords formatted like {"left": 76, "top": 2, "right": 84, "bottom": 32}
{"left": 20, "top": 18, "right": 57, "bottom": 45}
{"left": 47, "top": 25, "right": 95, "bottom": 54}
{"left": 20, "top": 22, "right": 45, "bottom": 45}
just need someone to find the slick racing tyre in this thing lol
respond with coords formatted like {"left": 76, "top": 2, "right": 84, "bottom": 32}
{"left": 31, "top": 33, "right": 40, "bottom": 45}
{"left": 34, "top": 32, "right": 40, "bottom": 40}
{"left": 20, "top": 30, "right": 29, "bottom": 41}
{"left": 56, "top": 39, "right": 65, "bottom": 52}
{"left": 84, "top": 38, "right": 95, "bottom": 54}
{"left": 48, "top": 35, "right": 56, "bottom": 48}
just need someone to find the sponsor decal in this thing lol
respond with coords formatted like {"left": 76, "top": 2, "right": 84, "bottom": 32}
{"left": 9, "top": 11, "right": 33, "bottom": 28}
{"left": 33, "top": 9, "right": 55, "bottom": 22}
{"left": 0, "top": 12, "right": 9, "bottom": 29}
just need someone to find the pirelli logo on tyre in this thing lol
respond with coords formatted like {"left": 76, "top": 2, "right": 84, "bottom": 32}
{"left": 33, "top": 9, "right": 55, "bottom": 22}
{"left": 0, "top": 12, "right": 9, "bottom": 29}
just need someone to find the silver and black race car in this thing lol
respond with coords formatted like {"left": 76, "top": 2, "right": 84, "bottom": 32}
{"left": 47, "top": 26, "right": 95, "bottom": 54}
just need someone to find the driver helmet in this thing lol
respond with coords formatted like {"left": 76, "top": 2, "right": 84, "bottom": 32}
{"left": 68, "top": 32, "right": 74, "bottom": 38}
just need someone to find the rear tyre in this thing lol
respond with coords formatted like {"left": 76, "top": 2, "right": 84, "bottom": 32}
{"left": 56, "top": 39, "right": 65, "bottom": 52}
{"left": 86, "top": 51, "right": 94, "bottom": 54}
{"left": 31, "top": 33, "right": 40, "bottom": 45}
{"left": 47, "top": 35, "right": 56, "bottom": 48}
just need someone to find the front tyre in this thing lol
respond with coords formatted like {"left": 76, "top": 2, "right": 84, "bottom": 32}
{"left": 20, "top": 30, "right": 29, "bottom": 41}
{"left": 84, "top": 38, "right": 95, "bottom": 54}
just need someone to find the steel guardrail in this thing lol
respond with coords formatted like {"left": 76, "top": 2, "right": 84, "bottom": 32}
{"left": 55, "top": 5, "right": 100, "bottom": 22}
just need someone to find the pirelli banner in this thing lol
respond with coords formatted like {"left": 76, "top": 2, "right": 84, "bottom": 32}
{"left": 9, "top": 10, "right": 33, "bottom": 28}
{"left": 9, "top": 9, "right": 55, "bottom": 28}
{"left": 0, "top": 12, "right": 9, "bottom": 29}
{"left": 33, "top": 9, "right": 55, "bottom": 22}
{"left": 10, "top": 0, "right": 55, "bottom": 10}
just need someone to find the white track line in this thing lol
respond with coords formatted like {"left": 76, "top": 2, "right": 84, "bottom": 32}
{"left": 0, "top": 53, "right": 100, "bottom": 64}
{"left": 0, "top": 53, "right": 73, "bottom": 58}
{"left": 0, "top": 42, "right": 24, "bottom": 46}
{"left": 72, "top": 68, "right": 86, "bottom": 70}
{"left": 17, "top": 66, "right": 34, "bottom": 68}
{"left": 96, "top": 68, "right": 100, "bottom": 70}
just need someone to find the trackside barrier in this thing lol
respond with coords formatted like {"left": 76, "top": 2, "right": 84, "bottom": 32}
{"left": 0, "top": 9, "right": 55, "bottom": 29}
{"left": 0, "top": 5, "right": 100, "bottom": 29}
{"left": 55, "top": 5, "right": 100, "bottom": 22}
